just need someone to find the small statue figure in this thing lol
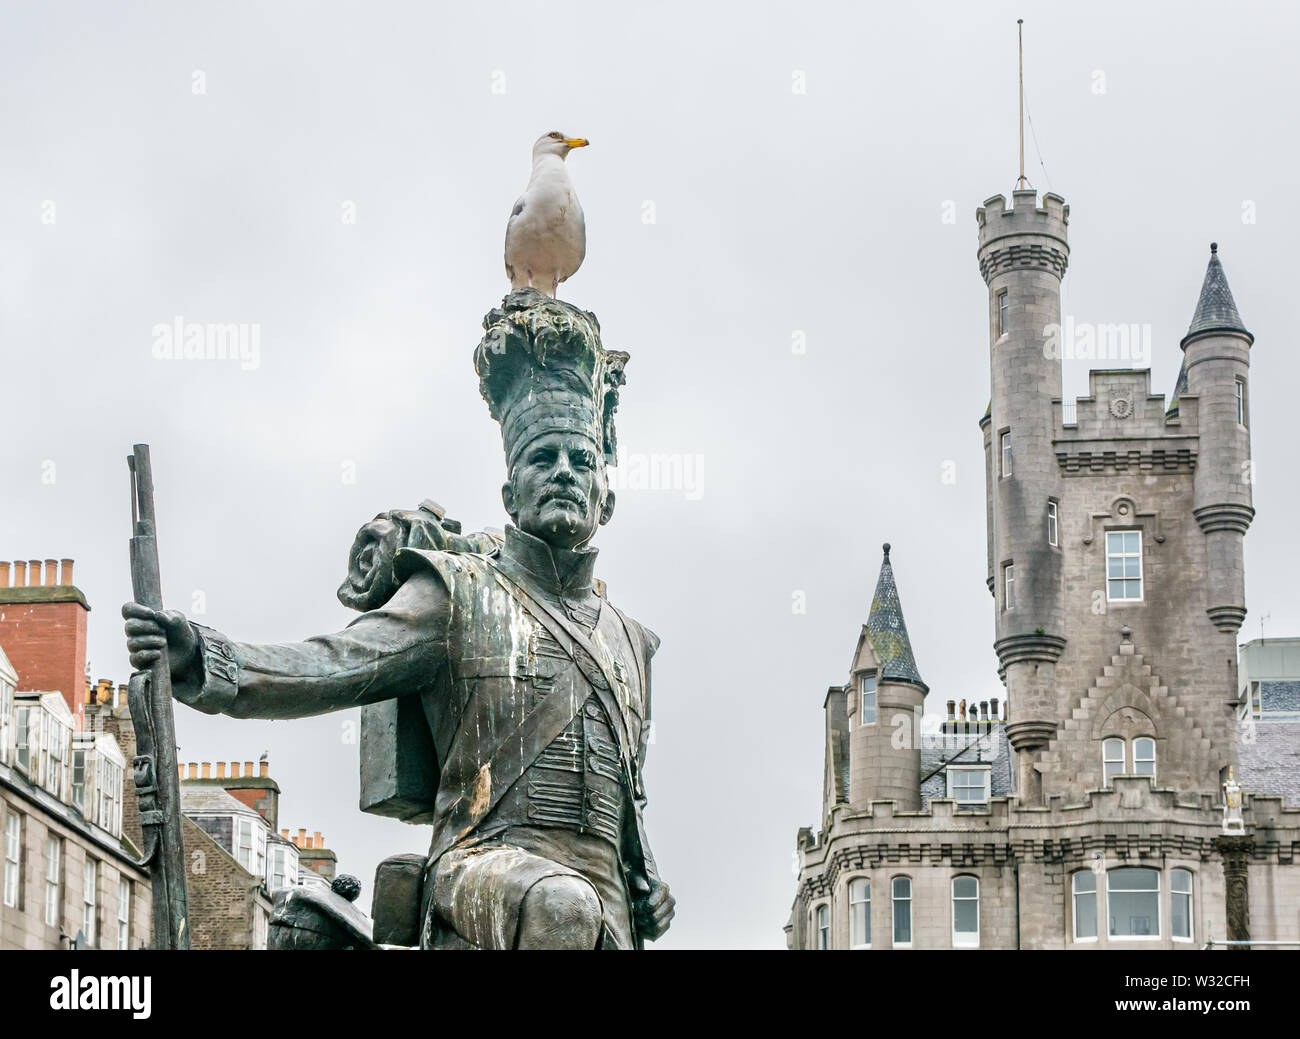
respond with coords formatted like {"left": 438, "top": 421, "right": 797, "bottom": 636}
{"left": 125, "top": 290, "right": 674, "bottom": 948}
{"left": 1223, "top": 765, "right": 1245, "bottom": 835}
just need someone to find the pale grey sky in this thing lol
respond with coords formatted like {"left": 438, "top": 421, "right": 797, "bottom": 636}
{"left": 2, "top": 0, "right": 1297, "bottom": 949}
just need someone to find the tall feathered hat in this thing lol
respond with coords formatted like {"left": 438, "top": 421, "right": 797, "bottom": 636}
{"left": 475, "top": 289, "right": 629, "bottom": 469}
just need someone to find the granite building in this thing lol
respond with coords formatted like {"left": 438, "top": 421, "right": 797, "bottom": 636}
{"left": 0, "top": 562, "right": 152, "bottom": 950}
{"left": 0, "top": 556, "right": 352, "bottom": 951}
{"left": 788, "top": 189, "right": 1300, "bottom": 950}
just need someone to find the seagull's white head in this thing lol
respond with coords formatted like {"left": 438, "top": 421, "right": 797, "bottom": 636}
{"left": 532, "top": 131, "right": 589, "bottom": 161}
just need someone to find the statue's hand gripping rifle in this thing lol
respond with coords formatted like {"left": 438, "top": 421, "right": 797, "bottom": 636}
{"left": 127, "top": 444, "right": 191, "bottom": 949}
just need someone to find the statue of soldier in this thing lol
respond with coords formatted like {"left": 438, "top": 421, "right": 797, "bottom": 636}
{"left": 123, "top": 291, "right": 674, "bottom": 949}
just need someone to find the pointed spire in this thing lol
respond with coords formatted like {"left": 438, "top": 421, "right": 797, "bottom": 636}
{"left": 866, "top": 543, "right": 927, "bottom": 690}
{"left": 1183, "top": 242, "right": 1250, "bottom": 345}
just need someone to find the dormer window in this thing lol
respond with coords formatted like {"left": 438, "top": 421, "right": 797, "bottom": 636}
{"left": 947, "top": 765, "right": 991, "bottom": 808}
{"left": 860, "top": 675, "right": 877, "bottom": 725}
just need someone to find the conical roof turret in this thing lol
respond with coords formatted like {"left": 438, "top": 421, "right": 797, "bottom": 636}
{"left": 1182, "top": 243, "right": 1250, "bottom": 345}
{"left": 866, "top": 543, "right": 926, "bottom": 691}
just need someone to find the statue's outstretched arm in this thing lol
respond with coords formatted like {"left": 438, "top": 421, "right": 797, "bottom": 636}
{"left": 170, "top": 569, "right": 450, "bottom": 720}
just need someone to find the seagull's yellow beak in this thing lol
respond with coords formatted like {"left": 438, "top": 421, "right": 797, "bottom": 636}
{"left": 563, "top": 138, "right": 590, "bottom": 148}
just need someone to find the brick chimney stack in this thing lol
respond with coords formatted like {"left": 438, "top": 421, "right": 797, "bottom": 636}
{"left": 0, "top": 557, "right": 90, "bottom": 724}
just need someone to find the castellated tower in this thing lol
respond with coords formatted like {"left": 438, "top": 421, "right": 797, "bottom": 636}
{"left": 978, "top": 194, "right": 1250, "bottom": 803}
{"left": 976, "top": 189, "right": 1070, "bottom": 803}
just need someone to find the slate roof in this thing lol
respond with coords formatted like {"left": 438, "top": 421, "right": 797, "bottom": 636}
{"left": 181, "top": 784, "right": 264, "bottom": 818}
{"left": 919, "top": 725, "right": 1013, "bottom": 805}
{"left": 1239, "top": 720, "right": 1300, "bottom": 808}
{"left": 1183, "top": 243, "right": 1249, "bottom": 343}
{"left": 866, "top": 544, "right": 926, "bottom": 690}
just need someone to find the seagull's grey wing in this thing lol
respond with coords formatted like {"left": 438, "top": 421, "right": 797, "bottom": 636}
{"left": 504, "top": 195, "right": 527, "bottom": 278}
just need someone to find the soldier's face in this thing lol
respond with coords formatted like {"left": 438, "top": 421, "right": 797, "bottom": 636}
{"left": 503, "top": 432, "right": 614, "bottom": 549}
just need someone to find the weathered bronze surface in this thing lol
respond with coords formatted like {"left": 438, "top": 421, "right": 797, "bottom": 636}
{"left": 124, "top": 290, "right": 673, "bottom": 949}
{"left": 125, "top": 444, "right": 191, "bottom": 950}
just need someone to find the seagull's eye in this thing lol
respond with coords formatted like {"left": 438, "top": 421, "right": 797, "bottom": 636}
{"left": 548, "top": 132, "right": 562, "bottom": 140}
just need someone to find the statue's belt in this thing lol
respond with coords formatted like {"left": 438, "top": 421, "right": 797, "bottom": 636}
{"left": 438, "top": 559, "right": 644, "bottom": 857}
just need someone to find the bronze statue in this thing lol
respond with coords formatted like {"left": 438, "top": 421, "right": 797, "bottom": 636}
{"left": 124, "top": 290, "right": 674, "bottom": 948}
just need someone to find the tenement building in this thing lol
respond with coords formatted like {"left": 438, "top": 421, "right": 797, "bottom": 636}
{"left": 0, "top": 561, "right": 151, "bottom": 949}
{"left": 788, "top": 188, "right": 1300, "bottom": 950}
{"left": 0, "top": 556, "right": 350, "bottom": 950}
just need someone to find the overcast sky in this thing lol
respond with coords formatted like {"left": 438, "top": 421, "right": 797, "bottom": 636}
{"left": 3, "top": 1, "right": 1298, "bottom": 949}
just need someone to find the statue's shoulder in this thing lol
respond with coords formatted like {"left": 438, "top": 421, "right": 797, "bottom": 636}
{"left": 337, "top": 499, "right": 503, "bottom": 612}
{"left": 599, "top": 593, "right": 661, "bottom": 660}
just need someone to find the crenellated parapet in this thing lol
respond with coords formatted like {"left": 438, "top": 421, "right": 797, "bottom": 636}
{"left": 976, "top": 189, "right": 1070, "bottom": 283}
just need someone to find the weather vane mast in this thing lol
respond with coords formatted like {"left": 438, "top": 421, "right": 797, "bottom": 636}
{"left": 1017, "top": 18, "right": 1028, "bottom": 190}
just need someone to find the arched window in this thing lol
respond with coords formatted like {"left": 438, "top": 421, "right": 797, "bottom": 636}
{"left": 1103, "top": 737, "right": 1156, "bottom": 786}
{"left": 815, "top": 903, "right": 830, "bottom": 950}
{"left": 1171, "top": 869, "right": 1193, "bottom": 941}
{"left": 1102, "top": 738, "right": 1125, "bottom": 786}
{"left": 892, "top": 877, "right": 912, "bottom": 946}
{"left": 1108, "top": 867, "right": 1159, "bottom": 939}
{"left": 1133, "top": 738, "right": 1156, "bottom": 779}
{"left": 951, "top": 876, "right": 979, "bottom": 947}
{"left": 849, "top": 878, "right": 870, "bottom": 948}
{"left": 1072, "top": 870, "right": 1098, "bottom": 941}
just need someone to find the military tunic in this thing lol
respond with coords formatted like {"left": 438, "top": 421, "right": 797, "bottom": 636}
{"left": 174, "top": 524, "right": 660, "bottom": 949}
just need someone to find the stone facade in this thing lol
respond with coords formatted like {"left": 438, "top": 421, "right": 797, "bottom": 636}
{"left": 789, "top": 189, "right": 1300, "bottom": 950}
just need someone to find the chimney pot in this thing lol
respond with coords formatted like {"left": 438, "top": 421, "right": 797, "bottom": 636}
{"left": 260, "top": 761, "right": 269, "bottom": 778}
{"left": 314, "top": 831, "right": 322, "bottom": 848}
{"left": 280, "top": 829, "right": 289, "bottom": 839}
{"left": 990, "top": 698, "right": 999, "bottom": 719}
{"left": 231, "top": 762, "right": 241, "bottom": 778}
{"left": 0, "top": 562, "right": 9, "bottom": 587}
{"left": 201, "top": 762, "right": 211, "bottom": 778}
{"left": 215, "top": 762, "right": 226, "bottom": 778}
{"left": 14, "top": 561, "right": 26, "bottom": 586}
{"left": 946, "top": 700, "right": 956, "bottom": 719}
{"left": 28, "top": 560, "right": 41, "bottom": 586}
{"left": 244, "top": 760, "right": 254, "bottom": 777}
{"left": 187, "top": 762, "right": 198, "bottom": 779}
{"left": 298, "top": 828, "right": 306, "bottom": 847}
{"left": 959, "top": 699, "right": 967, "bottom": 720}
{"left": 43, "top": 559, "right": 57, "bottom": 586}
{"left": 60, "top": 559, "right": 74, "bottom": 585}
{"left": 177, "top": 764, "right": 185, "bottom": 781}
{"left": 980, "top": 701, "right": 989, "bottom": 720}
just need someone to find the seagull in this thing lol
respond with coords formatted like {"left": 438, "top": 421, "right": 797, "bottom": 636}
{"left": 504, "top": 131, "right": 589, "bottom": 297}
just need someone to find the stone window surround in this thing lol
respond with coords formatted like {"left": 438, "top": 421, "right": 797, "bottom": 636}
{"left": 1066, "top": 863, "right": 1199, "bottom": 947}
{"left": 892, "top": 874, "right": 913, "bottom": 947}
{"left": 951, "top": 874, "right": 980, "bottom": 948}
{"left": 1101, "top": 735, "right": 1157, "bottom": 788}
{"left": 811, "top": 900, "right": 830, "bottom": 950}
{"left": 1105, "top": 529, "right": 1144, "bottom": 603}
{"left": 999, "top": 428, "right": 1012, "bottom": 477}
{"left": 848, "top": 876, "right": 870, "bottom": 949}
{"left": 848, "top": 670, "right": 878, "bottom": 724}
